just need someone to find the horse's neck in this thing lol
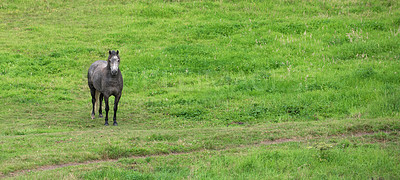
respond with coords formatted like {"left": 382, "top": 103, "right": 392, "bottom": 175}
{"left": 103, "top": 65, "right": 113, "bottom": 75}
{"left": 104, "top": 64, "right": 110, "bottom": 71}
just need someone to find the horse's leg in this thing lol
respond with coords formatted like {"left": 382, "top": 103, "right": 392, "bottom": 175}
{"left": 90, "top": 88, "right": 96, "bottom": 119}
{"left": 112, "top": 94, "right": 122, "bottom": 126}
{"left": 104, "top": 95, "right": 110, "bottom": 126}
{"left": 98, "top": 93, "right": 103, "bottom": 118}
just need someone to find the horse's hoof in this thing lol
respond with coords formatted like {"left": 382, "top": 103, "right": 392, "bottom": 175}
{"left": 113, "top": 122, "right": 118, "bottom": 126}
{"left": 91, "top": 114, "right": 95, "bottom": 120}
{"left": 104, "top": 122, "right": 109, "bottom": 126}
{"left": 99, "top": 114, "right": 103, "bottom": 118}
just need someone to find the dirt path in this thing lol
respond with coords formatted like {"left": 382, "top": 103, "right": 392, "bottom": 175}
{"left": 2, "top": 131, "right": 382, "bottom": 178}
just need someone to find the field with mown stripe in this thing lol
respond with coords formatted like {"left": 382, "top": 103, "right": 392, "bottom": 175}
{"left": 1, "top": 0, "right": 400, "bottom": 179}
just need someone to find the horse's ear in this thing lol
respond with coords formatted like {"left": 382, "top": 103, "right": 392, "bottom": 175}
{"left": 109, "top": 50, "right": 112, "bottom": 55}
{"left": 116, "top": 50, "right": 119, "bottom": 55}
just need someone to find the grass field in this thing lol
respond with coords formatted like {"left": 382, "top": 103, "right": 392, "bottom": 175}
{"left": 1, "top": 0, "right": 400, "bottom": 179}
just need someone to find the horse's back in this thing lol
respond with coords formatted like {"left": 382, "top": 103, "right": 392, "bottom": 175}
{"left": 88, "top": 60, "right": 107, "bottom": 77}
{"left": 88, "top": 61, "right": 107, "bottom": 85}
{"left": 88, "top": 60, "right": 107, "bottom": 75}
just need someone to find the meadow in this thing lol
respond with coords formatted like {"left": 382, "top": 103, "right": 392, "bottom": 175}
{"left": 1, "top": 0, "right": 400, "bottom": 179}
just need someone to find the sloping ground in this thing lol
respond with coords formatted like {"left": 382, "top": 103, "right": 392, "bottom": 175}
{"left": 2, "top": 118, "right": 399, "bottom": 179}
{"left": 4, "top": 129, "right": 399, "bottom": 179}
{"left": 1, "top": 0, "right": 400, "bottom": 179}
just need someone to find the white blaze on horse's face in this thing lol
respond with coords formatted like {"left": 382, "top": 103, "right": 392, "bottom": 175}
{"left": 109, "top": 55, "right": 120, "bottom": 76}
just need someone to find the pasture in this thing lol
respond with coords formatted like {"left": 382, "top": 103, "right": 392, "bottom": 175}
{"left": 1, "top": 0, "right": 400, "bottom": 179}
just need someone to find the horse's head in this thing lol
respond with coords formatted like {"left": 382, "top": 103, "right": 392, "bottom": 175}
{"left": 108, "top": 50, "right": 120, "bottom": 76}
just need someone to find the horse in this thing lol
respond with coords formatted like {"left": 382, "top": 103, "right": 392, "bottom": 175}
{"left": 87, "top": 50, "right": 123, "bottom": 126}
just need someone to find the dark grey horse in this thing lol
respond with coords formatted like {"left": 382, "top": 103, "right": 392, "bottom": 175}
{"left": 87, "top": 50, "right": 123, "bottom": 126}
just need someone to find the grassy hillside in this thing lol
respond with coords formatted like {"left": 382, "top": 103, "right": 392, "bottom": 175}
{"left": 1, "top": 0, "right": 400, "bottom": 179}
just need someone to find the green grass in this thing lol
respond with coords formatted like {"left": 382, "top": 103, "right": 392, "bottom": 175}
{"left": 1, "top": 0, "right": 400, "bottom": 179}
{"left": 7, "top": 133, "right": 400, "bottom": 179}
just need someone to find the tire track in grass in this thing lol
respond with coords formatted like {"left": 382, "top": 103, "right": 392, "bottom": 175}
{"left": 2, "top": 131, "right": 383, "bottom": 178}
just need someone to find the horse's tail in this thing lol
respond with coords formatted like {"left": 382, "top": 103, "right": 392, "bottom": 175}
{"left": 95, "top": 90, "right": 100, "bottom": 112}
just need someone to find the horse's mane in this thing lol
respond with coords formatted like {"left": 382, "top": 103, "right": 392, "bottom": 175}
{"left": 109, "top": 50, "right": 119, "bottom": 57}
{"left": 109, "top": 50, "right": 118, "bottom": 55}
